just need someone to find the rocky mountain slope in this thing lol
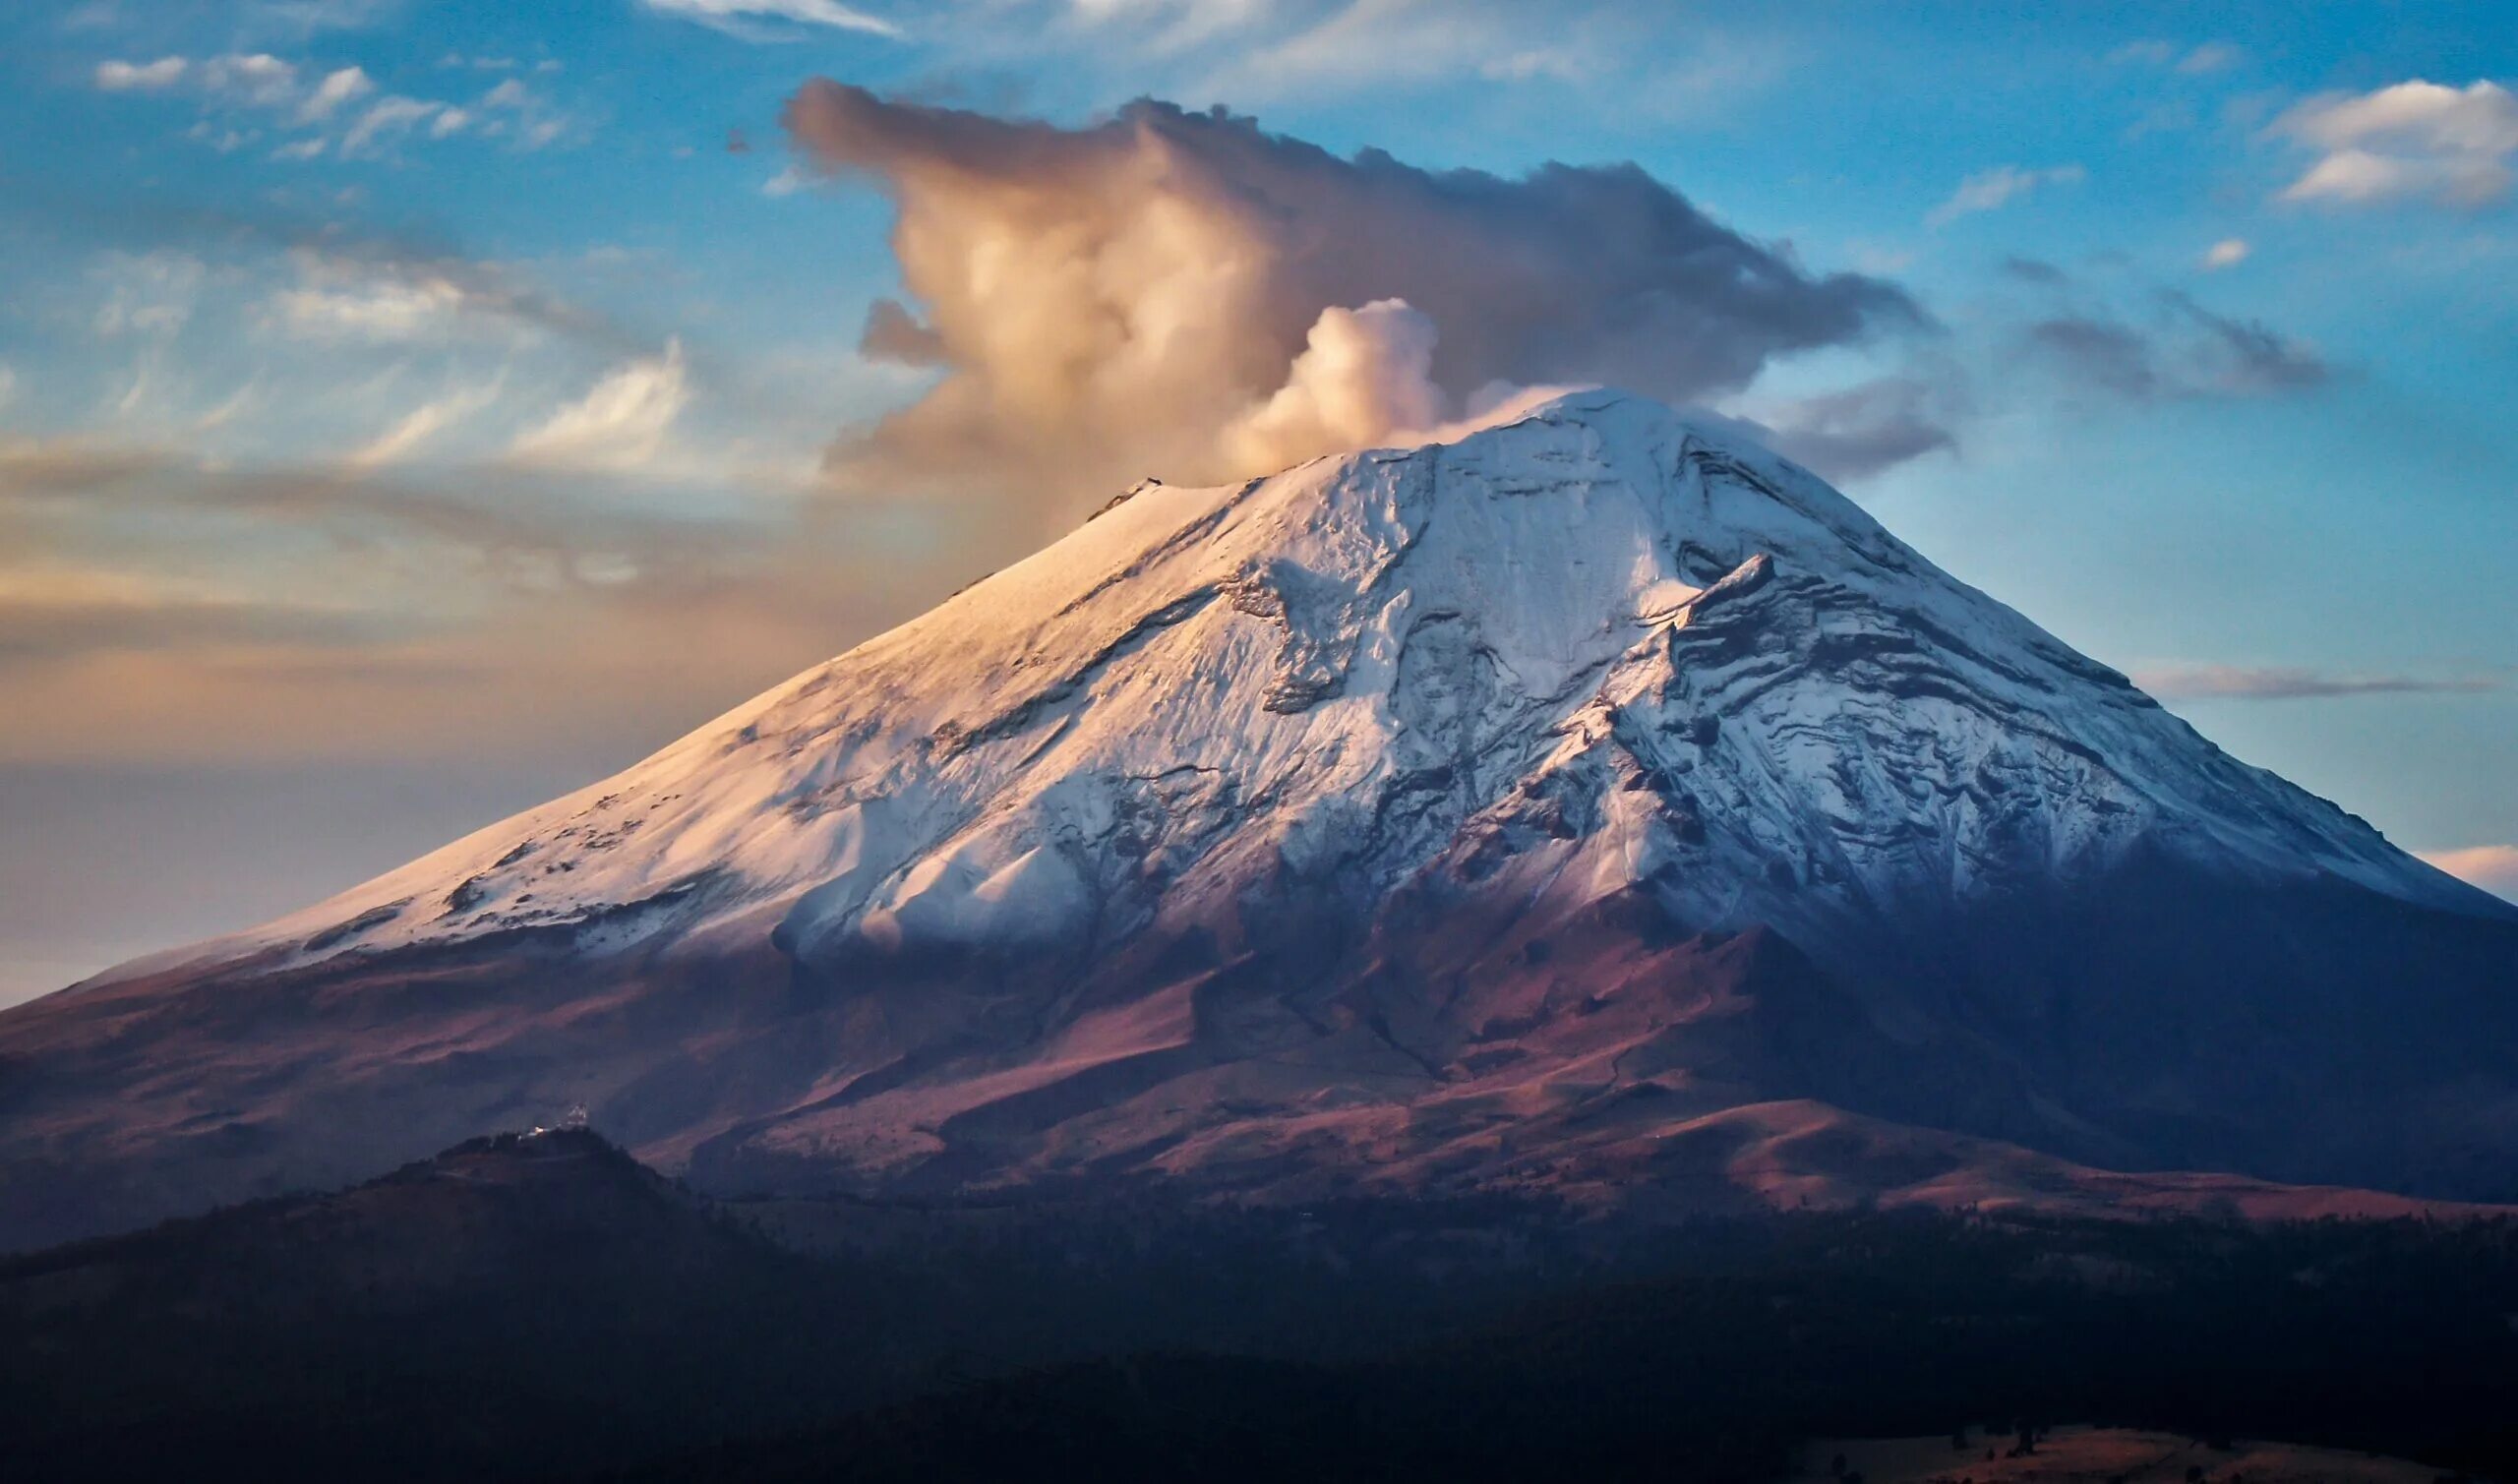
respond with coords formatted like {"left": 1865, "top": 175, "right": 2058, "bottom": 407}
{"left": 2, "top": 389, "right": 2511, "bottom": 1249}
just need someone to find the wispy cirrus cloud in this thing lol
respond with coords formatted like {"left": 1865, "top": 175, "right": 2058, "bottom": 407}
{"left": 89, "top": 49, "right": 574, "bottom": 158}
{"left": 2109, "top": 39, "right": 2241, "bottom": 75}
{"left": 640, "top": 0, "right": 900, "bottom": 38}
{"left": 507, "top": 340, "right": 690, "bottom": 472}
{"left": 1927, "top": 163, "right": 2086, "bottom": 228}
{"left": 344, "top": 377, "right": 506, "bottom": 469}
{"left": 2132, "top": 664, "right": 2500, "bottom": 700}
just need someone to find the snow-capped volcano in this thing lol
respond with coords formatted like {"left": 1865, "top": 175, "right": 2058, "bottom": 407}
{"left": 111, "top": 389, "right": 2487, "bottom": 971}
{"left": 5, "top": 391, "right": 2512, "bottom": 1249}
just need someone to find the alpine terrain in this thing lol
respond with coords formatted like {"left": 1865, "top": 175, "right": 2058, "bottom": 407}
{"left": 4, "top": 389, "right": 2513, "bottom": 1250}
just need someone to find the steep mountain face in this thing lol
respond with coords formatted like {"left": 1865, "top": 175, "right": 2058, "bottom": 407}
{"left": 2, "top": 390, "right": 2511, "bottom": 1249}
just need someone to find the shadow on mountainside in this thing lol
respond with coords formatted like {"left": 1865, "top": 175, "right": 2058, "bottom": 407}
{"left": 5, "top": 1128, "right": 2518, "bottom": 1483}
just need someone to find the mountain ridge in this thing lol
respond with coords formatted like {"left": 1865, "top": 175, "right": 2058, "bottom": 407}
{"left": 5, "top": 389, "right": 2513, "bottom": 1251}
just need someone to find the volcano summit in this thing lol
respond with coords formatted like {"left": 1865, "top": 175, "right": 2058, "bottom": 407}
{"left": 4, "top": 390, "right": 2512, "bottom": 1250}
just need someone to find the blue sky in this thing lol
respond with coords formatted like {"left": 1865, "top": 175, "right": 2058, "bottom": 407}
{"left": 1, "top": 0, "right": 2512, "bottom": 1002}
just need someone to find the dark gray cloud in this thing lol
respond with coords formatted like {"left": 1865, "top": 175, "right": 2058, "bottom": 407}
{"left": 2024, "top": 316, "right": 2163, "bottom": 398}
{"left": 1744, "top": 376, "right": 1961, "bottom": 484}
{"left": 2160, "top": 290, "right": 2332, "bottom": 393}
{"left": 780, "top": 82, "right": 1930, "bottom": 509}
{"left": 2019, "top": 292, "right": 2331, "bottom": 402}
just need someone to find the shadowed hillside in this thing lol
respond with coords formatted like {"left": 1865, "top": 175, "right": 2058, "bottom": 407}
{"left": 7, "top": 1129, "right": 2518, "bottom": 1482}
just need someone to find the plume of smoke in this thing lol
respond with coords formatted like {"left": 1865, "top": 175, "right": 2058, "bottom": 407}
{"left": 781, "top": 83, "right": 1924, "bottom": 516}
{"left": 1226, "top": 298, "right": 1443, "bottom": 471}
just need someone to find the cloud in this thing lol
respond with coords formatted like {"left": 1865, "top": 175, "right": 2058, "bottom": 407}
{"left": 341, "top": 94, "right": 453, "bottom": 154}
{"left": 508, "top": 340, "right": 689, "bottom": 471}
{"left": 267, "top": 247, "right": 621, "bottom": 347}
{"left": 1224, "top": 298, "right": 1444, "bottom": 472}
{"left": 2132, "top": 664, "right": 2500, "bottom": 700}
{"left": 1928, "top": 163, "right": 2085, "bottom": 227}
{"left": 197, "top": 53, "right": 303, "bottom": 107}
{"left": 2272, "top": 80, "right": 2518, "bottom": 208}
{"left": 2161, "top": 290, "right": 2330, "bottom": 393}
{"left": 91, "top": 251, "right": 207, "bottom": 338}
{"left": 2176, "top": 42, "right": 2242, "bottom": 75}
{"left": 0, "top": 437, "right": 177, "bottom": 495}
{"left": 94, "top": 56, "right": 189, "bottom": 90}
{"left": 1164, "top": 0, "right": 1783, "bottom": 115}
{"left": 345, "top": 378, "right": 506, "bottom": 469}
{"left": 778, "top": 83, "right": 1923, "bottom": 514}
{"left": 272, "top": 255, "right": 472, "bottom": 338}
{"left": 1741, "top": 376, "right": 1960, "bottom": 484}
{"left": 641, "top": 0, "right": 900, "bottom": 37}
{"left": 2022, "top": 317, "right": 2159, "bottom": 398}
{"left": 298, "top": 64, "right": 374, "bottom": 121}
{"left": 88, "top": 48, "right": 543, "bottom": 157}
{"left": 2419, "top": 845, "right": 2518, "bottom": 902}
{"left": 2019, "top": 292, "right": 2329, "bottom": 401}
{"left": 476, "top": 77, "right": 571, "bottom": 149}
{"left": 2109, "top": 39, "right": 2240, "bottom": 74}
{"left": 2201, "top": 237, "right": 2250, "bottom": 269}
{"left": 0, "top": 570, "right": 389, "bottom": 663}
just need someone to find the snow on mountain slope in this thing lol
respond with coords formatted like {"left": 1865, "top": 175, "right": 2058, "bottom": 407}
{"left": 106, "top": 389, "right": 2493, "bottom": 987}
{"left": 10, "top": 389, "right": 2514, "bottom": 1252}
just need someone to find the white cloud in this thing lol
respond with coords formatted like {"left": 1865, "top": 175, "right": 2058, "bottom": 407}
{"left": 198, "top": 53, "right": 301, "bottom": 106}
{"left": 640, "top": 0, "right": 900, "bottom": 37}
{"left": 340, "top": 95, "right": 450, "bottom": 154}
{"left": 91, "top": 252, "right": 207, "bottom": 339}
{"left": 2419, "top": 845, "right": 2518, "bottom": 902}
{"left": 1226, "top": 299, "right": 1445, "bottom": 472}
{"left": 298, "top": 64, "right": 375, "bottom": 121}
{"left": 91, "top": 48, "right": 512, "bottom": 157}
{"left": 2177, "top": 42, "right": 2241, "bottom": 75}
{"left": 2273, "top": 80, "right": 2518, "bottom": 208}
{"left": 346, "top": 379, "right": 505, "bottom": 469}
{"left": 1927, "top": 163, "right": 2086, "bottom": 227}
{"left": 1071, "top": 0, "right": 1269, "bottom": 55}
{"left": 508, "top": 340, "right": 689, "bottom": 471}
{"left": 272, "top": 259, "right": 472, "bottom": 339}
{"left": 476, "top": 78, "right": 570, "bottom": 149}
{"left": 2201, "top": 237, "right": 2250, "bottom": 269}
{"left": 2110, "top": 39, "right": 2240, "bottom": 74}
{"left": 94, "top": 56, "right": 189, "bottom": 90}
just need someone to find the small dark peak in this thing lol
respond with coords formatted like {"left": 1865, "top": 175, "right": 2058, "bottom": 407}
{"left": 302, "top": 901, "right": 403, "bottom": 954}
{"left": 1089, "top": 476, "right": 1164, "bottom": 522}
